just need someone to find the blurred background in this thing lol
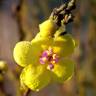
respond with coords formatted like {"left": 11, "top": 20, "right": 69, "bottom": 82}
{"left": 0, "top": 0, "right": 96, "bottom": 96}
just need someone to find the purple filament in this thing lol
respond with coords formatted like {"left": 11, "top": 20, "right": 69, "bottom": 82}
{"left": 48, "top": 64, "right": 54, "bottom": 70}
{"left": 42, "top": 51, "right": 48, "bottom": 57}
{"left": 39, "top": 58, "right": 45, "bottom": 64}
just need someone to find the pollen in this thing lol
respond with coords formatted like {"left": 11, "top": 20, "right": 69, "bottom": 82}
{"left": 53, "top": 54, "right": 57, "bottom": 59}
{"left": 51, "top": 60, "right": 56, "bottom": 64}
{"left": 42, "top": 57, "right": 47, "bottom": 62}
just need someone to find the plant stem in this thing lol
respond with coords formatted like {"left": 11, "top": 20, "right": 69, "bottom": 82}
{"left": 23, "top": 89, "right": 31, "bottom": 96}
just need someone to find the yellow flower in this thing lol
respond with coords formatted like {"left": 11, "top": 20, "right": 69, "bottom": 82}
{"left": 13, "top": 19, "right": 76, "bottom": 91}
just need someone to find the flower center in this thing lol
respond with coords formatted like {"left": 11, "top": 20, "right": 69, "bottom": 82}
{"left": 39, "top": 47, "right": 59, "bottom": 70}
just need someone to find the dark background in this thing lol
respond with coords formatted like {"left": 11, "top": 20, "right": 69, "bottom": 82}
{"left": 0, "top": 0, "right": 96, "bottom": 96}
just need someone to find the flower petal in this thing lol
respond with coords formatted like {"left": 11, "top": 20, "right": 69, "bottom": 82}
{"left": 53, "top": 34, "right": 76, "bottom": 57}
{"left": 30, "top": 38, "right": 54, "bottom": 64}
{"left": 20, "top": 64, "right": 51, "bottom": 91}
{"left": 39, "top": 19, "right": 58, "bottom": 37}
{"left": 51, "top": 59, "right": 74, "bottom": 83}
{"left": 13, "top": 41, "right": 33, "bottom": 67}
{"left": 31, "top": 37, "right": 53, "bottom": 50}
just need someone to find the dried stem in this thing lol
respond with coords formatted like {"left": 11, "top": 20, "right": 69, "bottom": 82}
{"left": 50, "top": 0, "right": 76, "bottom": 26}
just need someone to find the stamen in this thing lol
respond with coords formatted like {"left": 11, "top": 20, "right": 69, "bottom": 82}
{"left": 42, "top": 51, "right": 48, "bottom": 57}
{"left": 51, "top": 60, "right": 56, "bottom": 64}
{"left": 39, "top": 58, "right": 45, "bottom": 64}
{"left": 42, "top": 57, "right": 47, "bottom": 62}
{"left": 47, "top": 64, "right": 54, "bottom": 70}
{"left": 53, "top": 54, "right": 57, "bottom": 59}
{"left": 48, "top": 47, "right": 53, "bottom": 55}
{"left": 54, "top": 58, "right": 59, "bottom": 63}
{"left": 39, "top": 47, "right": 59, "bottom": 70}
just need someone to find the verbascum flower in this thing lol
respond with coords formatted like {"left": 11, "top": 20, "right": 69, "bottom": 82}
{"left": 13, "top": 19, "right": 76, "bottom": 91}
